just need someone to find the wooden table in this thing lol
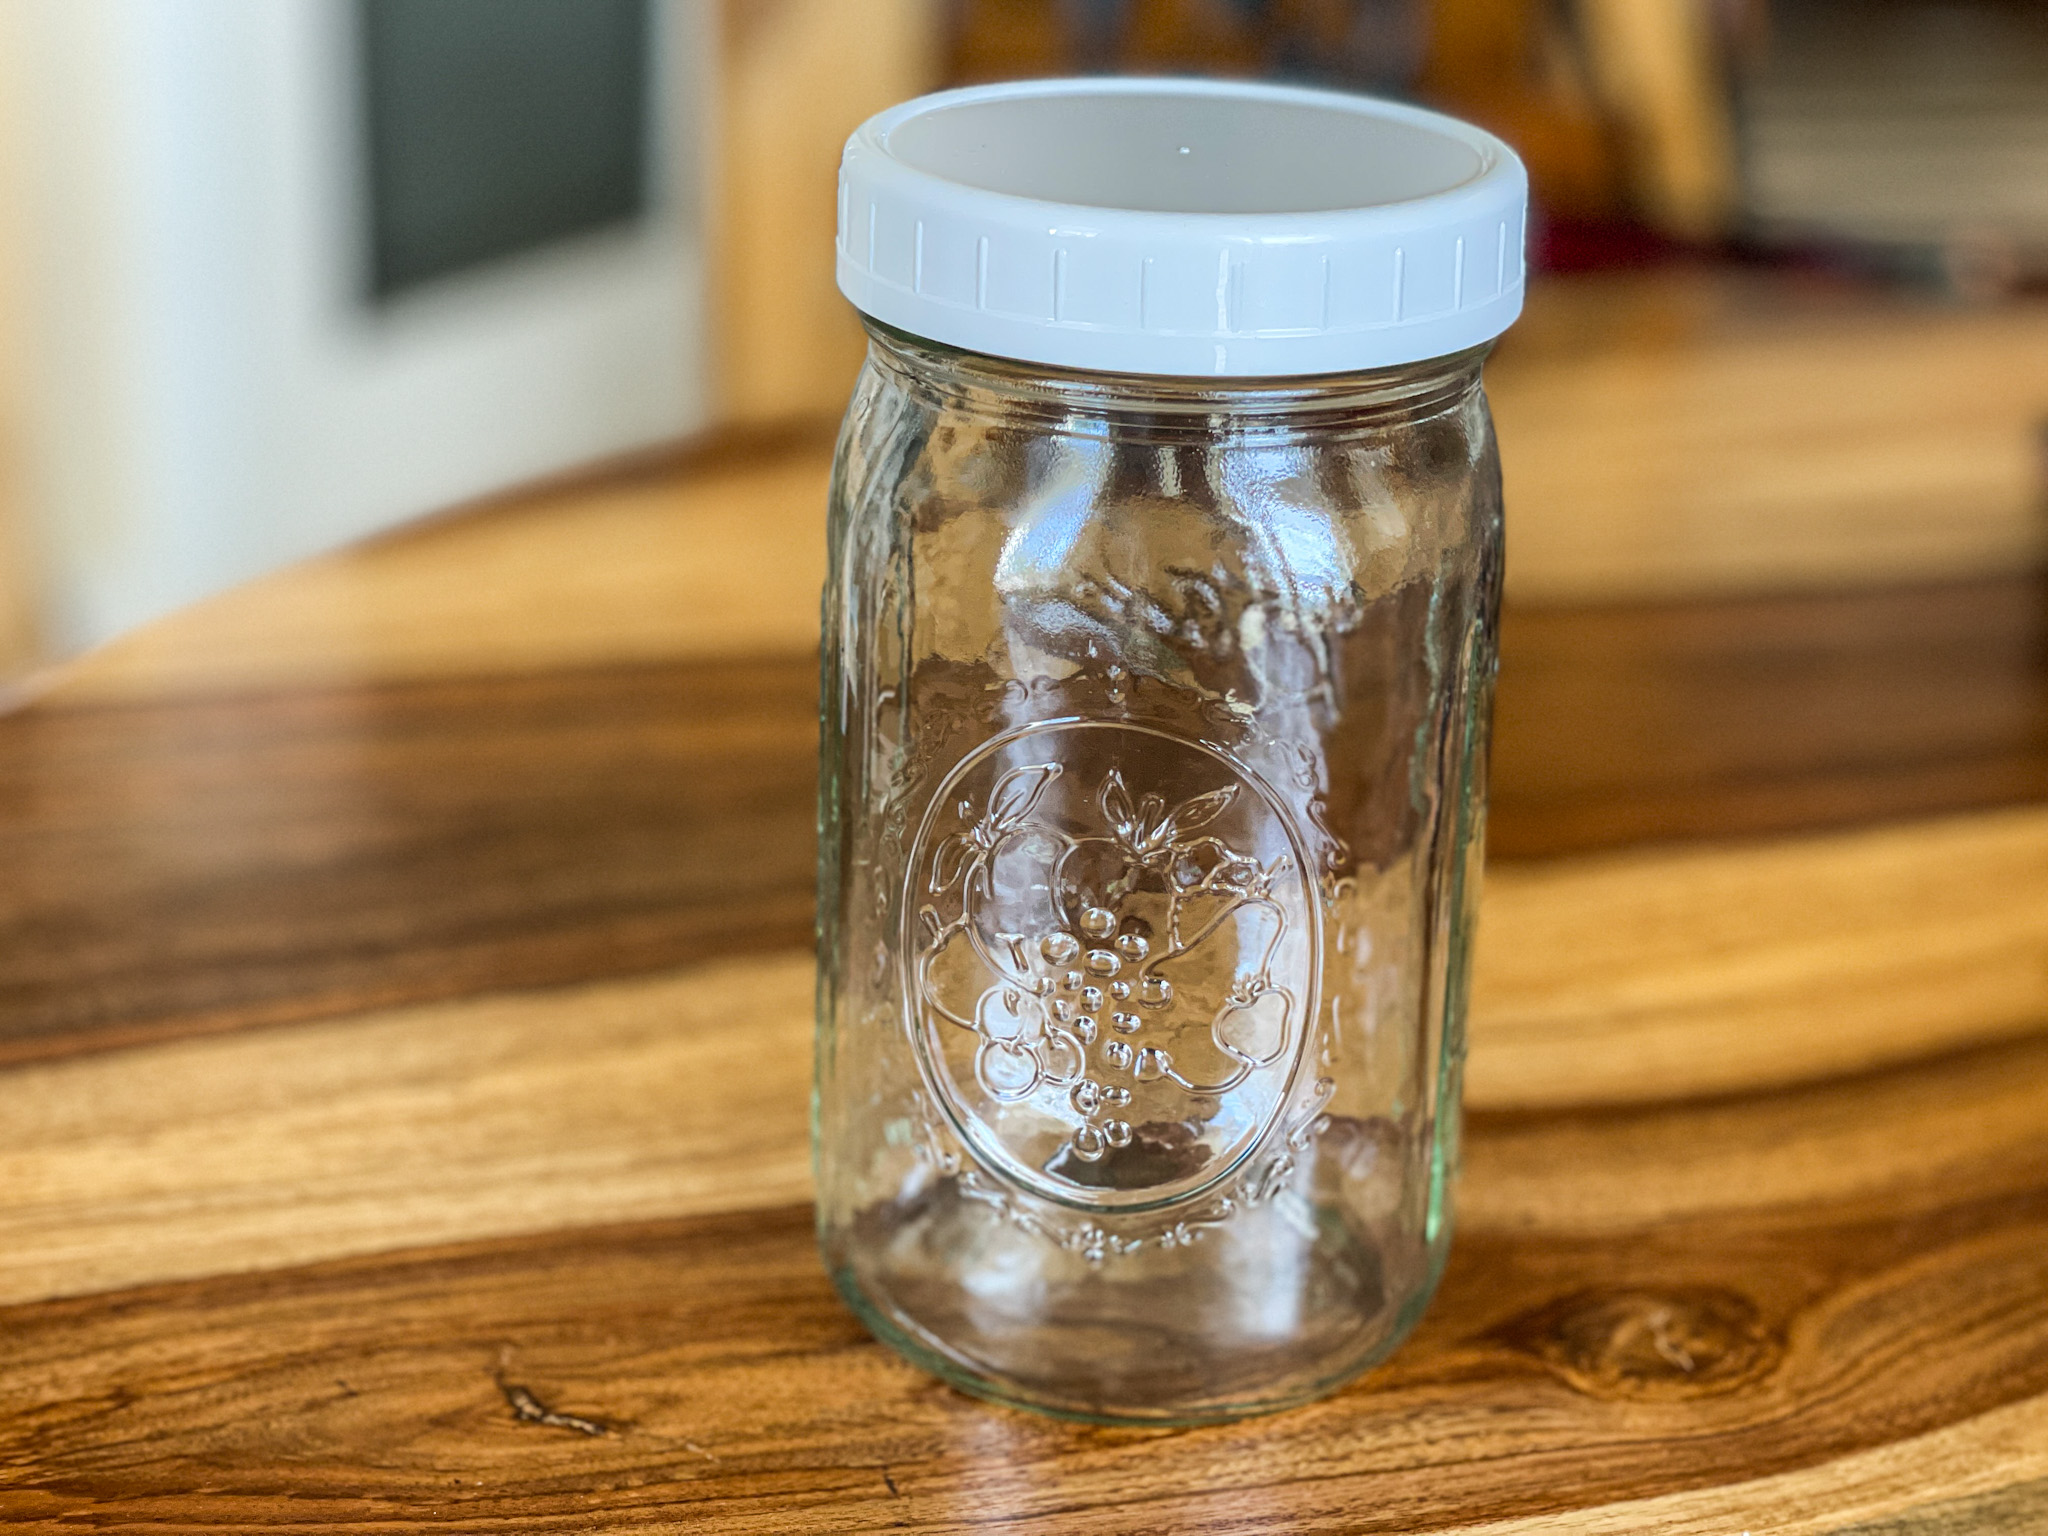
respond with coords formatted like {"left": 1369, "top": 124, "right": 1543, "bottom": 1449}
{"left": 5, "top": 271, "right": 2048, "bottom": 1531}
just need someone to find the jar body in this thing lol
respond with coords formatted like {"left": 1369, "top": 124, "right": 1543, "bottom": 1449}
{"left": 816, "top": 325, "right": 1502, "bottom": 1423}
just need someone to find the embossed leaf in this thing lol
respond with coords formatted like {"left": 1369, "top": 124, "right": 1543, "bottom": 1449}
{"left": 1099, "top": 769, "right": 1138, "bottom": 843}
{"left": 929, "top": 833, "right": 975, "bottom": 893}
{"left": 1168, "top": 785, "right": 1238, "bottom": 838}
{"left": 1135, "top": 793, "right": 1168, "bottom": 851}
{"left": 987, "top": 763, "right": 1061, "bottom": 831}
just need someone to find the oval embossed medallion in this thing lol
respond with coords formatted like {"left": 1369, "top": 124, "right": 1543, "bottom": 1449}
{"left": 904, "top": 720, "right": 1321, "bottom": 1211}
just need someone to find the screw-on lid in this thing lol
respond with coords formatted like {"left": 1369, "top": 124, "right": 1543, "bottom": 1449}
{"left": 836, "top": 77, "right": 1528, "bottom": 379}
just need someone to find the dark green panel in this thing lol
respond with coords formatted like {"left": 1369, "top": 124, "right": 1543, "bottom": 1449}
{"left": 359, "top": 0, "right": 652, "bottom": 298}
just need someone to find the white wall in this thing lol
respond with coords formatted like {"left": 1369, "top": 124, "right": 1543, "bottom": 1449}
{"left": 0, "top": 0, "right": 711, "bottom": 657}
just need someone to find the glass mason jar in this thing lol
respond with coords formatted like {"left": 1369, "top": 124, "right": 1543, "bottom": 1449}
{"left": 816, "top": 78, "right": 1525, "bottom": 1423}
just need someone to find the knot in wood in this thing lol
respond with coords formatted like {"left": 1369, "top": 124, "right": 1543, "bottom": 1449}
{"left": 1494, "top": 1286, "right": 1778, "bottom": 1401}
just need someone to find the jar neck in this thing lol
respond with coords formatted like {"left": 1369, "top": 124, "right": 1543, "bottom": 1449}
{"left": 861, "top": 318, "right": 1488, "bottom": 440}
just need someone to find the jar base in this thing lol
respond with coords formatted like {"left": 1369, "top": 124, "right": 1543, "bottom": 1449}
{"left": 824, "top": 1179, "right": 1448, "bottom": 1425}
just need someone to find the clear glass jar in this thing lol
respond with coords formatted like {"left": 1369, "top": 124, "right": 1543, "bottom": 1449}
{"left": 815, "top": 319, "right": 1503, "bottom": 1422}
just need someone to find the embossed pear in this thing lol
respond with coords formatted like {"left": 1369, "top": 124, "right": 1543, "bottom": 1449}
{"left": 1214, "top": 987, "right": 1291, "bottom": 1067}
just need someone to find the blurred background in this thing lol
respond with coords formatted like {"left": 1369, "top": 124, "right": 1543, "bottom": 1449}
{"left": 0, "top": 0, "right": 2042, "bottom": 679}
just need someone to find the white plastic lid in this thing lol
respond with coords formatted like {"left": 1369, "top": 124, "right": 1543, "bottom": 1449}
{"left": 836, "top": 77, "right": 1528, "bottom": 378}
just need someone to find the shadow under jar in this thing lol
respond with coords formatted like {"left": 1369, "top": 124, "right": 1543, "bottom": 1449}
{"left": 816, "top": 77, "right": 1527, "bottom": 1423}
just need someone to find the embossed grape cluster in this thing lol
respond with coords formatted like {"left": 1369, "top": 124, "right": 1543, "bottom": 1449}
{"left": 917, "top": 757, "right": 1297, "bottom": 1185}
{"left": 1040, "top": 906, "right": 1175, "bottom": 1161}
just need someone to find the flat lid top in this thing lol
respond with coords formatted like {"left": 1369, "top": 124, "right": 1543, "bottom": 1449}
{"left": 880, "top": 88, "right": 1489, "bottom": 217}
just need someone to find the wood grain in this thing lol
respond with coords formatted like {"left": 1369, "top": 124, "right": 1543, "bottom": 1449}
{"left": 48, "top": 448, "right": 833, "bottom": 704}
{"left": 1487, "top": 269, "right": 2048, "bottom": 601}
{"left": 0, "top": 659, "right": 815, "bottom": 1065}
{"left": 4, "top": 804, "right": 2044, "bottom": 1312}
{"left": 4, "top": 1108, "right": 2047, "bottom": 1533}
{"left": 1463, "top": 1029, "right": 2048, "bottom": 1233}
{"left": 9, "top": 571, "right": 2048, "bottom": 1068}
{"left": 1473, "top": 803, "right": 2048, "bottom": 1109}
{"left": 1460, "top": 1397, "right": 2048, "bottom": 1535}
{"left": 1491, "top": 575, "right": 2048, "bottom": 856}
{"left": 0, "top": 955, "right": 813, "bottom": 1308}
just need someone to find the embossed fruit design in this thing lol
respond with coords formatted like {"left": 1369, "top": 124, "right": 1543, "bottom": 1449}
{"left": 910, "top": 727, "right": 1312, "bottom": 1207}
{"left": 1055, "top": 769, "right": 1231, "bottom": 940}
{"left": 918, "top": 765, "right": 1083, "bottom": 1101}
{"left": 1212, "top": 984, "right": 1291, "bottom": 1069}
